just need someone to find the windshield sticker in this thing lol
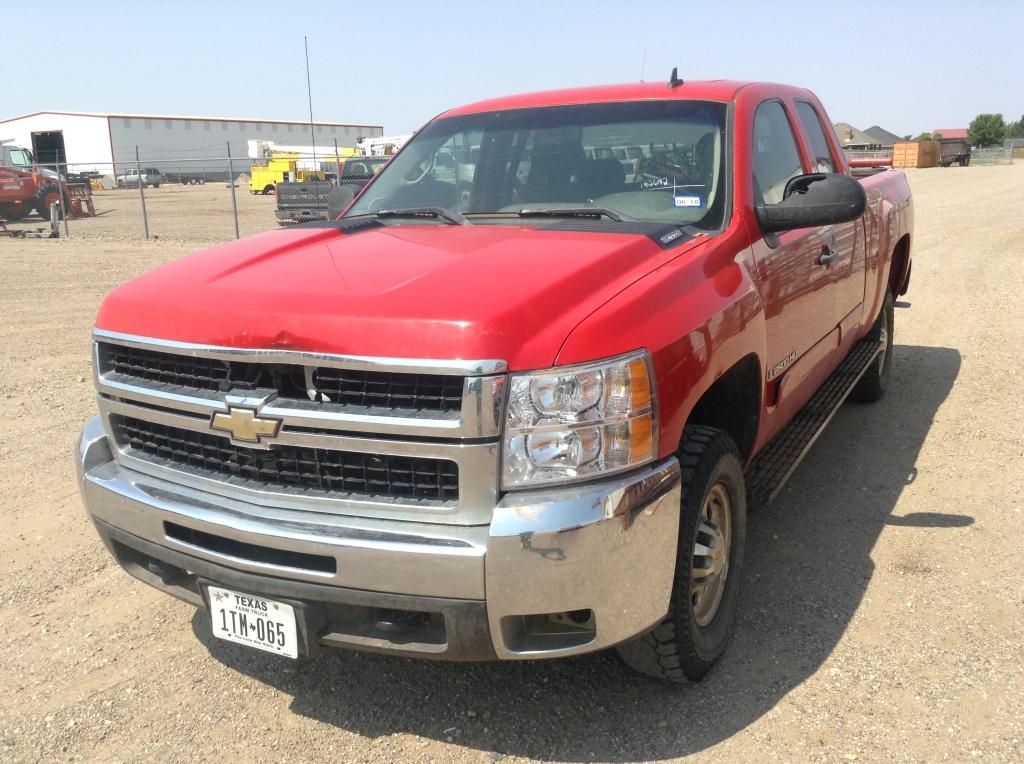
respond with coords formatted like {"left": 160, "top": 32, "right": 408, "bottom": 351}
{"left": 641, "top": 177, "right": 671, "bottom": 189}
{"left": 673, "top": 195, "right": 703, "bottom": 208}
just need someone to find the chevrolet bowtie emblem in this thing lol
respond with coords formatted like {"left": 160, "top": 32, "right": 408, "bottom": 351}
{"left": 210, "top": 407, "right": 282, "bottom": 444}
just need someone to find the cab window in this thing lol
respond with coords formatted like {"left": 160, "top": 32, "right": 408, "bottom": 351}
{"left": 795, "top": 101, "right": 836, "bottom": 173}
{"left": 752, "top": 101, "right": 804, "bottom": 205}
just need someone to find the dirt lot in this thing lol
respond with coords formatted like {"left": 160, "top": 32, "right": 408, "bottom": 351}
{"left": 1, "top": 164, "right": 1021, "bottom": 763}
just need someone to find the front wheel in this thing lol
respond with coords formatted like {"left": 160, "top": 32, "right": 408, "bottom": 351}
{"left": 616, "top": 425, "right": 747, "bottom": 683}
{"left": 35, "top": 185, "right": 63, "bottom": 220}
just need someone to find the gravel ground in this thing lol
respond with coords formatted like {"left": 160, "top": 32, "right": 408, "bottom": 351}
{"left": 0, "top": 163, "right": 1021, "bottom": 763}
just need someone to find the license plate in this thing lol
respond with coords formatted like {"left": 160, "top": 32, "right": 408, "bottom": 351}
{"left": 208, "top": 586, "right": 298, "bottom": 658}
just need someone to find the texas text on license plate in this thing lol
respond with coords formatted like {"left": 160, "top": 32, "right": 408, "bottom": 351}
{"left": 208, "top": 586, "right": 298, "bottom": 658}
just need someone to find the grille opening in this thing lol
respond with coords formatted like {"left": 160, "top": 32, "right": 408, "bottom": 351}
{"left": 165, "top": 522, "right": 337, "bottom": 574}
{"left": 113, "top": 415, "right": 460, "bottom": 503}
{"left": 312, "top": 367, "right": 464, "bottom": 413}
{"left": 98, "top": 342, "right": 465, "bottom": 413}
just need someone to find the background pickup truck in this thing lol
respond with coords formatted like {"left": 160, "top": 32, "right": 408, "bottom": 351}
{"left": 275, "top": 156, "right": 387, "bottom": 223}
{"left": 77, "top": 78, "right": 912, "bottom": 683}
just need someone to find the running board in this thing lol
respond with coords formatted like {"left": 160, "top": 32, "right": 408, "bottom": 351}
{"left": 745, "top": 337, "right": 884, "bottom": 509}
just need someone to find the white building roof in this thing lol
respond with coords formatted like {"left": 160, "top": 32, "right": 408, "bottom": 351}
{"left": 0, "top": 110, "right": 380, "bottom": 128}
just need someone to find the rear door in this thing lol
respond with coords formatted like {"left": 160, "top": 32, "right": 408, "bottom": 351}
{"left": 748, "top": 100, "right": 836, "bottom": 381}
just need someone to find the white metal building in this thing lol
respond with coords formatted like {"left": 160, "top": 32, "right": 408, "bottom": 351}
{"left": 0, "top": 111, "right": 384, "bottom": 174}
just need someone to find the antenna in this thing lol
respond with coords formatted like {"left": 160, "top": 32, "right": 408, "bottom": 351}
{"left": 640, "top": 50, "right": 647, "bottom": 82}
{"left": 304, "top": 36, "right": 316, "bottom": 166}
{"left": 668, "top": 67, "right": 683, "bottom": 88}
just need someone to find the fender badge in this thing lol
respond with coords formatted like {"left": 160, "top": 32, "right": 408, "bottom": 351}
{"left": 767, "top": 351, "right": 796, "bottom": 381}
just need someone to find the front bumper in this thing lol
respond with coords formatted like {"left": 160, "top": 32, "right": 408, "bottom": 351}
{"left": 77, "top": 416, "right": 680, "bottom": 661}
{"left": 275, "top": 208, "right": 326, "bottom": 223}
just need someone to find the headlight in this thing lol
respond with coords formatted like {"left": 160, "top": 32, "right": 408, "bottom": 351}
{"left": 502, "top": 350, "right": 657, "bottom": 489}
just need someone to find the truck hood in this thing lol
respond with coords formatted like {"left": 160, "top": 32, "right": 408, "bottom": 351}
{"left": 96, "top": 224, "right": 705, "bottom": 370}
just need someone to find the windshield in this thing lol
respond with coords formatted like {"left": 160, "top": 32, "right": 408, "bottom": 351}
{"left": 7, "top": 149, "right": 32, "bottom": 167}
{"left": 345, "top": 100, "right": 728, "bottom": 230}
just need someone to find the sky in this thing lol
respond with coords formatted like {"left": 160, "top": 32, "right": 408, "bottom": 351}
{"left": 4, "top": 0, "right": 1021, "bottom": 137}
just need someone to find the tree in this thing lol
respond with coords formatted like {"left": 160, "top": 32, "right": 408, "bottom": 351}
{"left": 968, "top": 114, "right": 1006, "bottom": 147}
{"left": 1008, "top": 115, "right": 1024, "bottom": 139}
{"left": 912, "top": 132, "right": 941, "bottom": 142}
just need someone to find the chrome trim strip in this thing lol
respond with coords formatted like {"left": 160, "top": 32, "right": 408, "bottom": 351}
{"left": 94, "top": 328, "right": 507, "bottom": 376}
{"left": 97, "top": 398, "right": 499, "bottom": 525}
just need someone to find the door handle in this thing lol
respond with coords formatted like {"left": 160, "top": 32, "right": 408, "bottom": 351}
{"left": 818, "top": 227, "right": 837, "bottom": 265}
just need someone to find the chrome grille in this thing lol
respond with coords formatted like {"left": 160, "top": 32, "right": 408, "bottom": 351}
{"left": 98, "top": 341, "right": 465, "bottom": 413}
{"left": 93, "top": 330, "right": 505, "bottom": 524}
{"left": 113, "top": 415, "right": 460, "bottom": 503}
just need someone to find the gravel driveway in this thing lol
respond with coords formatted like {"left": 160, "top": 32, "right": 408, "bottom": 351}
{"left": 1, "top": 163, "right": 1021, "bottom": 763}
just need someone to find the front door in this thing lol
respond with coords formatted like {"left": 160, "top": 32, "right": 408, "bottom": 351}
{"left": 748, "top": 100, "right": 836, "bottom": 389}
{"left": 793, "top": 101, "right": 866, "bottom": 333}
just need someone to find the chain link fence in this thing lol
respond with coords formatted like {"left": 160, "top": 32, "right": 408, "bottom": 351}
{"left": 2, "top": 142, "right": 372, "bottom": 242}
{"left": 970, "top": 146, "right": 1014, "bottom": 165}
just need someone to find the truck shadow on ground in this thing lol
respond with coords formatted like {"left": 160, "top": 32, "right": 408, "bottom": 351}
{"left": 192, "top": 344, "right": 963, "bottom": 761}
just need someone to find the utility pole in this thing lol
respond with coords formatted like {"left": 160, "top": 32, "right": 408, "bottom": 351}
{"left": 305, "top": 36, "right": 316, "bottom": 168}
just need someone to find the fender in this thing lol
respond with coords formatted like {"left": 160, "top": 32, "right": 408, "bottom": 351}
{"left": 555, "top": 228, "right": 767, "bottom": 460}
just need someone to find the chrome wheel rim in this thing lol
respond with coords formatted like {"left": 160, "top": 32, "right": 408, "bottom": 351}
{"left": 691, "top": 483, "right": 732, "bottom": 627}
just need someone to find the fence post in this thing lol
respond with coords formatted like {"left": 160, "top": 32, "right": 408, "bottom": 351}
{"left": 227, "top": 142, "right": 240, "bottom": 239}
{"left": 57, "top": 159, "right": 70, "bottom": 238}
{"left": 135, "top": 146, "right": 149, "bottom": 240}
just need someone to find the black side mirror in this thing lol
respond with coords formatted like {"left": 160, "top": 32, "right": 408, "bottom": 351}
{"left": 756, "top": 172, "right": 866, "bottom": 234}
{"left": 327, "top": 184, "right": 358, "bottom": 220}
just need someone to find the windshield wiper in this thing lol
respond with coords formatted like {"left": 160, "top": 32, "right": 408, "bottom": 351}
{"left": 374, "top": 207, "right": 466, "bottom": 225}
{"left": 515, "top": 207, "right": 632, "bottom": 222}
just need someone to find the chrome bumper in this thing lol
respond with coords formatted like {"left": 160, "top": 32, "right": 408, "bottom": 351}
{"left": 77, "top": 416, "right": 681, "bottom": 660}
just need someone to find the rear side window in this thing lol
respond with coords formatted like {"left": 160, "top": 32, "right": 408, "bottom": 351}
{"left": 795, "top": 101, "right": 836, "bottom": 173}
{"left": 752, "top": 101, "right": 804, "bottom": 205}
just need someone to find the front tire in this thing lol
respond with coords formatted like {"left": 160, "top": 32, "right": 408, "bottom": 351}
{"left": 35, "top": 185, "right": 63, "bottom": 220}
{"left": 616, "top": 426, "right": 747, "bottom": 683}
{"left": 850, "top": 289, "right": 894, "bottom": 403}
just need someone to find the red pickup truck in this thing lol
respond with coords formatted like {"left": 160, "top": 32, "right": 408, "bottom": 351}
{"left": 77, "top": 78, "right": 912, "bottom": 683}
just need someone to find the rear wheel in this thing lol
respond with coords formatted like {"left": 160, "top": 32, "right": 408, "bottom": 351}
{"left": 851, "top": 290, "right": 894, "bottom": 403}
{"left": 616, "top": 426, "right": 747, "bottom": 683}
